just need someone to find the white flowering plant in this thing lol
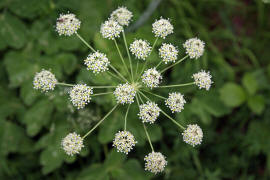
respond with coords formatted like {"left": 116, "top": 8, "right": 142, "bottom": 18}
{"left": 33, "top": 7, "right": 213, "bottom": 174}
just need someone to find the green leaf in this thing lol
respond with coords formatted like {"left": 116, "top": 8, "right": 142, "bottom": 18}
{"left": 242, "top": 73, "right": 258, "bottom": 95}
{"left": 4, "top": 51, "right": 39, "bottom": 87}
{"left": 147, "top": 124, "right": 162, "bottom": 142}
{"left": 20, "top": 81, "right": 41, "bottom": 106}
{"left": 0, "top": 120, "right": 33, "bottom": 156}
{"left": 23, "top": 99, "right": 54, "bottom": 136}
{"left": 104, "top": 149, "right": 126, "bottom": 171}
{"left": 0, "top": 13, "right": 28, "bottom": 49}
{"left": 76, "top": 164, "right": 109, "bottom": 180}
{"left": 219, "top": 83, "right": 246, "bottom": 108}
{"left": 247, "top": 95, "right": 265, "bottom": 114}
{"left": 55, "top": 53, "right": 77, "bottom": 75}
{"left": 40, "top": 147, "right": 64, "bottom": 174}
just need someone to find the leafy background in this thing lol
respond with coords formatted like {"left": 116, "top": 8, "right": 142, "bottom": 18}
{"left": 0, "top": 0, "right": 270, "bottom": 179}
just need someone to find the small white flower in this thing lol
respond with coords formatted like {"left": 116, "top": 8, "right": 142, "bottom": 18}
{"left": 183, "top": 37, "right": 205, "bottom": 59}
{"left": 33, "top": 70, "right": 57, "bottom": 92}
{"left": 56, "top": 13, "right": 81, "bottom": 36}
{"left": 114, "top": 83, "right": 136, "bottom": 104}
{"left": 69, "top": 84, "right": 93, "bottom": 109}
{"left": 165, "top": 92, "right": 186, "bottom": 113}
{"left": 182, "top": 124, "right": 203, "bottom": 147}
{"left": 139, "top": 101, "right": 160, "bottom": 124}
{"left": 129, "top": 39, "right": 152, "bottom": 60}
{"left": 84, "top": 51, "right": 110, "bottom": 74}
{"left": 192, "top": 70, "right": 213, "bottom": 90}
{"left": 159, "top": 43, "right": 178, "bottom": 64}
{"left": 152, "top": 17, "right": 173, "bottom": 39}
{"left": 142, "top": 68, "right": 162, "bottom": 89}
{"left": 144, "top": 152, "right": 167, "bottom": 174}
{"left": 110, "top": 7, "right": 133, "bottom": 26}
{"left": 113, "top": 131, "right": 137, "bottom": 154}
{"left": 61, "top": 132, "right": 84, "bottom": 156}
{"left": 100, "top": 20, "right": 123, "bottom": 40}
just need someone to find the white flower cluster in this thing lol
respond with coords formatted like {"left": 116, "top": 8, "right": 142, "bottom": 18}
{"left": 100, "top": 20, "right": 123, "bottom": 40}
{"left": 144, "top": 152, "right": 167, "bottom": 174}
{"left": 84, "top": 52, "right": 110, "bottom": 74}
{"left": 165, "top": 92, "right": 186, "bottom": 113}
{"left": 139, "top": 101, "right": 160, "bottom": 124}
{"left": 114, "top": 83, "right": 136, "bottom": 104}
{"left": 56, "top": 13, "right": 81, "bottom": 36}
{"left": 152, "top": 18, "right": 174, "bottom": 39}
{"left": 182, "top": 124, "right": 203, "bottom": 147}
{"left": 129, "top": 39, "right": 152, "bottom": 60}
{"left": 141, "top": 68, "right": 162, "bottom": 89}
{"left": 61, "top": 132, "right": 84, "bottom": 156}
{"left": 159, "top": 43, "right": 178, "bottom": 64}
{"left": 69, "top": 84, "right": 93, "bottom": 109}
{"left": 183, "top": 37, "right": 205, "bottom": 59}
{"left": 113, "top": 131, "right": 137, "bottom": 154}
{"left": 110, "top": 7, "right": 133, "bottom": 26}
{"left": 33, "top": 70, "right": 57, "bottom": 92}
{"left": 192, "top": 70, "right": 213, "bottom": 90}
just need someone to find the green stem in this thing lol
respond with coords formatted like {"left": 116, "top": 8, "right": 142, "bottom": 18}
{"left": 138, "top": 92, "right": 144, "bottom": 104}
{"left": 107, "top": 71, "right": 123, "bottom": 82}
{"left": 91, "top": 86, "right": 116, "bottom": 89}
{"left": 114, "top": 39, "right": 131, "bottom": 80}
{"left": 135, "top": 94, "right": 154, "bottom": 152}
{"left": 138, "top": 91, "right": 151, "bottom": 101}
{"left": 157, "top": 82, "right": 195, "bottom": 88}
{"left": 56, "top": 82, "right": 74, "bottom": 87}
{"left": 143, "top": 124, "right": 154, "bottom": 152}
{"left": 76, "top": 33, "right": 96, "bottom": 52}
{"left": 122, "top": 31, "right": 134, "bottom": 82}
{"left": 137, "top": 37, "right": 159, "bottom": 81}
{"left": 155, "top": 61, "right": 163, "bottom": 69}
{"left": 91, "top": 92, "right": 113, "bottom": 96}
{"left": 109, "top": 64, "right": 129, "bottom": 82}
{"left": 160, "top": 55, "right": 188, "bottom": 74}
{"left": 82, "top": 104, "right": 118, "bottom": 139}
{"left": 124, "top": 104, "right": 131, "bottom": 131}
{"left": 160, "top": 109, "right": 185, "bottom": 130}
{"left": 141, "top": 90, "right": 166, "bottom": 100}
{"left": 135, "top": 60, "right": 140, "bottom": 80}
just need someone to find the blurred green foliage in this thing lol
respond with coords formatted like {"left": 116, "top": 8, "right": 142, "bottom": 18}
{"left": 0, "top": 0, "right": 270, "bottom": 179}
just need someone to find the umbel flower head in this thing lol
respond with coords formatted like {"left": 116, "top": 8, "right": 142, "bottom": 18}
{"left": 61, "top": 132, "right": 84, "bottom": 156}
{"left": 69, "top": 84, "right": 93, "bottom": 109}
{"left": 142, "top": 68, "right": 162, "bottom": 89}
{"left": 165, "top": 92, "right": 186, "bottom": 113}
{"left": 139, "top": 101, "right": 160, "bottom": 124}
{"left": 113, "top": 131, "right": 137, "bottom": 154}
{"left": 56, "top": 13, "right": 81, "bottom": 36}
{"left": 182, "top": 124, "right": 203, "bottom": 147}
{"left": 84, "top": 51, "right": 110, "bottom": 74}
{"left": 110, "top": 7, "right": 133, "bottom": 26}
{"left": 192, "top": 70, "right": 213, "bottom": 90}
{"left": 144, "top": 152, "right": 167, "bottom": 174}
{"left": 183, "top": 37, "right": 205, "bottom": 59}
{"left": 100, "top": 20, "right": 123, "bottom": 40}
{"left": 152, "top": 17, "right": 174, "bottom": 39}
{"left": 114, "top": 83, "right": 136, "bottom": 104}
{"left": 129, "top": 39, "right": 152, "bottom": 60}
{"left": 159, "top": 43, "right": 178, "bottom": 64}
{"left": 33, "top": 69, "right": 57, "bottom": 92}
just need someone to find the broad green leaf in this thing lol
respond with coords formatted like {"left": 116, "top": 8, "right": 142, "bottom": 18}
{"left": 40, "top": 147, "right": 64, "bottom": 174}
{"left": 147, "top": 124, "right": 162, "bottom": 142}
{"left": 104, "top": 149, "right": 126, "bottom": 171}
{"left": 55, "top": 53, "right": 77, "bottom": 75}
{"left": 219, "top": 83, "right": 246, "bottom": 108}
{"left": 20, "top": 81, "right": 41, "bottom": 106}
{"left": 23, "top": 99, "right": 54, "bottom": 136}
{"left": 247, "top": 95, "right": 265, "bottom": 114}
{"left": 0, "top": 13, "right": 28, "bottom": 49}
{"left": 4, "top": 51, "right": 39, "bottom": 87}
{"left": 0, "top": 120, "right": 33, "bottom": 156}
{"left": 190, "top": 98, "right": 212, "bottom": 125}
{"left": 242, "top": 73, "right": 258, "bottom": 95}
{"left": 9, "top": 0, "right": 50, "bottom": 19}
{"left": 76, "top": 164, "right": 109, "bottom": 180}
